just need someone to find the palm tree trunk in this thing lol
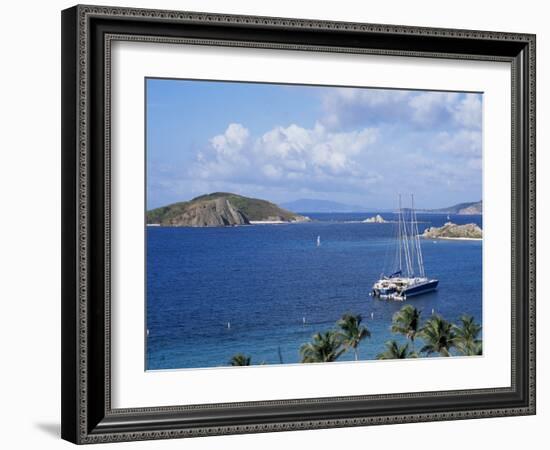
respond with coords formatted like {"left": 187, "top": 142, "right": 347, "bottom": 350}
{"left": 354, "top": 348, "right": 358, "bottom": 361}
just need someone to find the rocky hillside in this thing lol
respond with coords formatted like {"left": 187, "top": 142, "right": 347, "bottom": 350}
{"left": 421, "top": 222, "right": 483, "bottom": 239}
{"left": 455, "top": 201, "right": 482, "bottom": 215}
{"left": 147, "top": 193, "right": 310, "bottom": 227}
{"left": 428, "top": 201, "right": 482, "bottom": 215}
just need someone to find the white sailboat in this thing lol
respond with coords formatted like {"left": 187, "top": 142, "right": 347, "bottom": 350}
{"left": 316, "top": 235, "right": 321, "bottom": 247}
{"left": 371, "top": 194, "right": 439, "bottom": 301}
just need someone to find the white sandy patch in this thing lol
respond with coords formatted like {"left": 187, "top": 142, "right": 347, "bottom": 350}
{"left": 249, "top": 220, "right": 287, "bottom": 225}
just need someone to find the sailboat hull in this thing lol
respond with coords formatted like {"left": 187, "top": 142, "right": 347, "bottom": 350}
{"left": 402, "top": 279, "right": 439, "bottom": 297}
{"left": 372, "top": 277, "right": 438, "bottom": 300}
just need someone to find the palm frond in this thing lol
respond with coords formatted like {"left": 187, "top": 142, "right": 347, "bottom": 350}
{"left": 229, "top": 353, "right": 251, "bottom": 366}
{"left": 300, "top": 331, "right": 345, "bottom": 363}
{"left": 453, "top": 315, "right": 482, "bottom": 356}
{"left": 391, "top": 305, "right": 421, "bottom": 342}
{"left": 376, "top": 340, "right": 413, "bottom": 359}
{"left": 336, "top": 313, "right": 370, "bottom": 360}
{"left": 418, "top": 315, "right": 456, "bottom": 357}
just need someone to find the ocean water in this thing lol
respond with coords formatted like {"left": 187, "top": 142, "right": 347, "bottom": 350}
{"left": 146, "top": 213, "right": 482, "bottom": 370}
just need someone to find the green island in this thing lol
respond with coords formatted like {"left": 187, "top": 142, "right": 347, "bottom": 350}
{"left": 147, "top": 192, "right": 310, "bottom": 227}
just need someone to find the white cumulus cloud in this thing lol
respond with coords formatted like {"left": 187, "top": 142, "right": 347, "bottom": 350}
{"left": 434, "top": 129, "right": 482, "bottom": 157}
{"left": 320, "top": 87, "right": 482, "bottom": 131}
{"left": 453, "top": 95, "right": 482, "bottom": 129}
{"left": 209, "top": 123, "right": 249, "bottom": 155}
{"left": 193, "top": 122, "right": 379, "bottom": 190}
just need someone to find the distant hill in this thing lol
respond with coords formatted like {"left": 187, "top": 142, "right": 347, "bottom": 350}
{"left": 280, "top": 198, "right": 366, "bottom": 213}
{"left": 147, "top": 193, "right": 310, "bottom": 227}
{"left": 427, "top": 200, "right": 482, "bottom": 215}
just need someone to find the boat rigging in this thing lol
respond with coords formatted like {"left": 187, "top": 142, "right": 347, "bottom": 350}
{"left": 371, "top": 194, "right": 438, "bottom": 301}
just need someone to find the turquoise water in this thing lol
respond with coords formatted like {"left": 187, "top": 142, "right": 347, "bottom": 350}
{"left": 146, "top": 213, "right": 482, "bottom": 370}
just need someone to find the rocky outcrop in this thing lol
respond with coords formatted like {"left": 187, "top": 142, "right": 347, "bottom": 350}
{"left": 421, "top": 222, "right": 482, "bottom": 239}
{"left": 363, "top": 214, "right": 387, "bottom": 223}
{"left": 289, "top": 215, "right": 311, "bottom": 223}
{"left": 147, "top": 192, "right": 310, "bottom": 227}
{"left": 161, "top": 198, "right": 249, "bottom": 227}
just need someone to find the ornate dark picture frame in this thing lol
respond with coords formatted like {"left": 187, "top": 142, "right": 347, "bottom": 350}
{"left": 61, "top": 4, "right": 536, "bottom": 444}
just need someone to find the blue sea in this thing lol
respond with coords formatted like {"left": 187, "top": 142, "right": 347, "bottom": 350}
{"left": 146, "top": 213, "right": 482, "bottom": 370}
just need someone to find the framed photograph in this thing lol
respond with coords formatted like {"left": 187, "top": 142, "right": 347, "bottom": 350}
{"left": 61, "top": 5, "right": 536, "bottom": 444}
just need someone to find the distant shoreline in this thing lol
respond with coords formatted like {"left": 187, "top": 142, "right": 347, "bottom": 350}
{"left": 147, "top": 220, "right": 475, "bottom": 229}
{"left": 147, "top": 221, "right": 298, "bottom": 227}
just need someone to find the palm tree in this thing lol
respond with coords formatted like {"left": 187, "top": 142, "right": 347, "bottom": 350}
{"left": 391, "top": 305, "right": 421, "bottom": 351}
{"left": 453, "top": 315, "right": 482, "bottom": 356}
{"left": 376, "top": 340, "right": 417, "bottom": 359}
{"left": 471, "top": 340, "right": 483, "bottom": 356}
{"left": 300, "top": 331, "right": 345, "bottom": 363}
{"left": 419, "top": 315, "right": 456, "bottom": 356}
{"left": 229, "top": 353, "right": 251, "bottom": 366}
{"left": 337, "top": 313, "right": 371, "bottom": 360}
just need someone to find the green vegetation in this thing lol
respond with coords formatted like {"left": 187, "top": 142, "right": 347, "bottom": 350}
{"left": 337, "top": 313, "right": 371, "bottom": 361}
{"left": 228, "top": 306, "right": 482, "bottom": 366}
{"left": 214, "top": 193, "right": 297, "bottom": 222}
{"left": 453, "top": 315, "right": 483, "bottom": 356}
{"left": 147, "top": 192, "right": 308, "bottom": 225}
{"left": 300, "top": 331, "right": 346, "bottom": 363}
{"left": 376, "top": 341, "right": 417, "bottom": 359}
{"left": 146, "top": 201, "right": 190, "bottom": 224}
{"left": 418, "top": 315, "right": 456, "bottom": 357}
{"left": 390, "top": 305, "right": 421, "bottom": 352}
{"left": 229, "top": 353, "right": 251, "bottom": 366}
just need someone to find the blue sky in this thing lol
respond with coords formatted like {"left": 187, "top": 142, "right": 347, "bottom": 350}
{"left": 146, "top": 78, "right": 482, "bottom": 210}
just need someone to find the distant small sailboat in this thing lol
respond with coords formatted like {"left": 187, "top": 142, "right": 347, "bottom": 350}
{"left": 447, "top": 214, "right": 450, "bottom": 221}
{"left": 316, "top": 235, "right": 321, "bottom": 247}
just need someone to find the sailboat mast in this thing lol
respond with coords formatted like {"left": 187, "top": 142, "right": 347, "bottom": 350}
{"left": 409, "top": 195, "right": 417, "bottom": 275}
{"left": 399, "top": 194, "right": 413, "bottom": 277}
{"left": 398, "top": 194, "right": 402, "bottom": 273}
{"left": 411, "top": 194, "right": 425, "bottom": 277}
